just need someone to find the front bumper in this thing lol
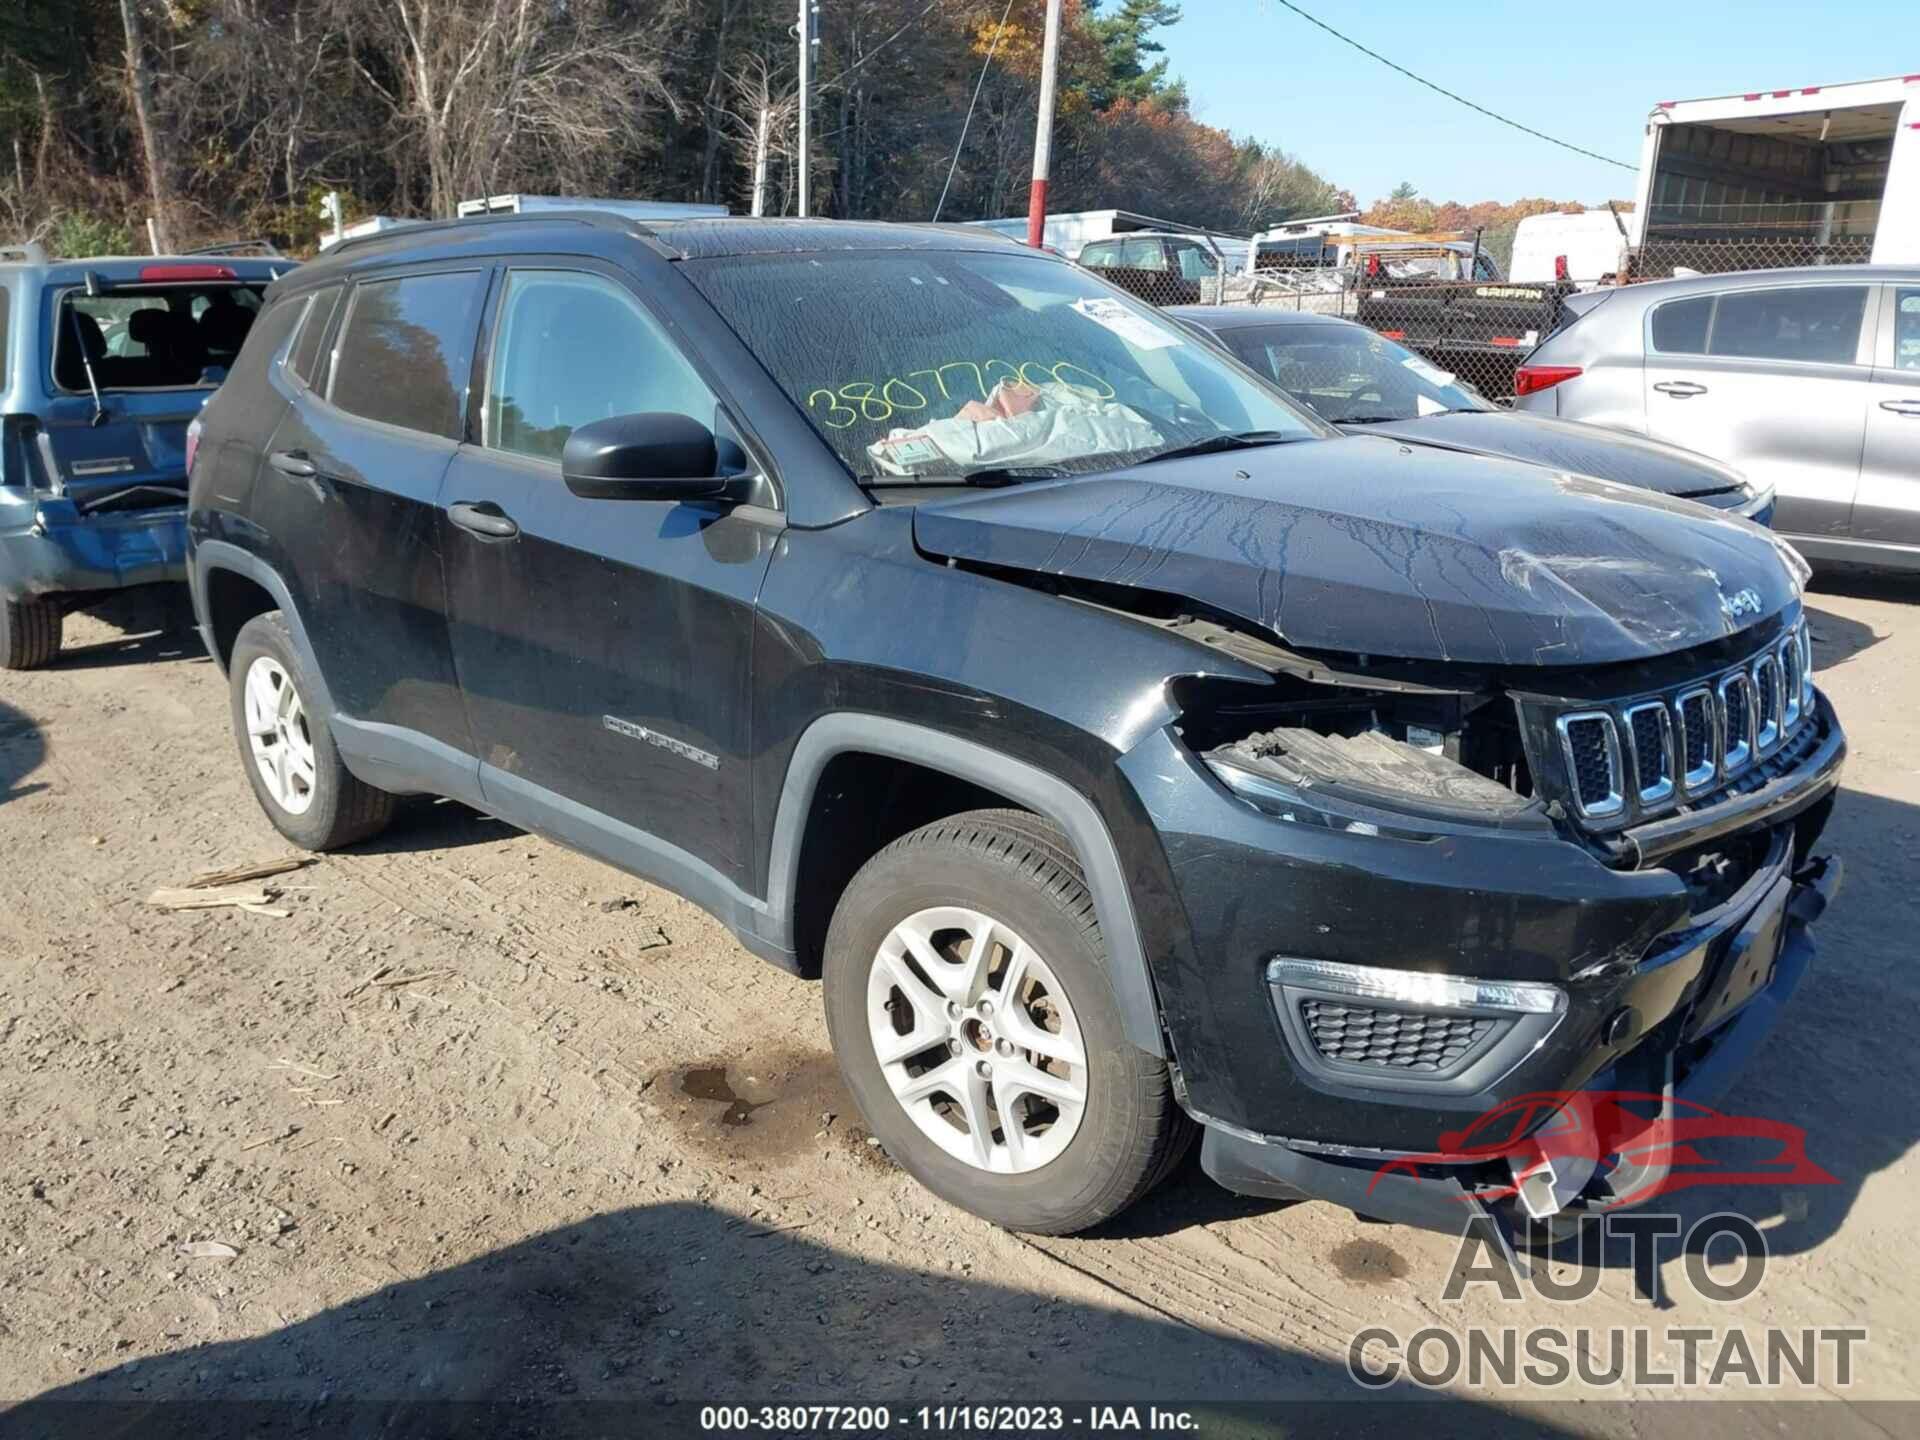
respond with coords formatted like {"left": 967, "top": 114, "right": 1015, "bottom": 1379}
{"left": 1196, "top": 849, "right": 1839, "bottom": 1234}
{"left": 1119, "top": 688, "right": 1845, "bottom": 1155}
{"left": 0, "top": 498, "right": 188, "bottom": 600}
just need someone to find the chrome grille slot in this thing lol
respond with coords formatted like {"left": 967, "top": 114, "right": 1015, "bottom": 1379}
{"left": 1752, "top": 654, "right": 1782, "bottom": 753}
{"left": 1623, "top": 701, "right": 1674, "bottom": 805}
{"left": 1674, "top": 687, "right": 1717, "bottom": 792}
{"left": 1719, "top": 671, "right": 1754, "bottom": 773}
{"left": 1779, "top": 636, "right": 1803, "bottom": 731}
{"left": 1557, "top": 712, "right": 1622, "bottom": 819}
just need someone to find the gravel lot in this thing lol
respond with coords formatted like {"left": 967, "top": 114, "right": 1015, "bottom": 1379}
{"left": 0, "top": 576, "right": 1914, "bottom": 1433}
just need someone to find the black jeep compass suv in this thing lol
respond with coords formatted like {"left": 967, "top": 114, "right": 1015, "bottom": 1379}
{"left": 187, "top": 214, "right": 1844, "bottom": 1243}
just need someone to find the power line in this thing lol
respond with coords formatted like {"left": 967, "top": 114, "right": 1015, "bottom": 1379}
{"left": 1265, "top": 0, "right": 1635, "bottom": 172}
{"left": 819, "top": 0, "right": 946, "bottom": 90}
{"left": 932, "top": 0, "right": 1017, "bottom": 220}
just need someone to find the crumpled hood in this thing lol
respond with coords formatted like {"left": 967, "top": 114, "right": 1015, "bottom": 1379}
{"left": 1344, "top": 410, "right": 1748, "bottom": 500}
{"left": 911, "top": 437, "right": 1803, "bottom": 668}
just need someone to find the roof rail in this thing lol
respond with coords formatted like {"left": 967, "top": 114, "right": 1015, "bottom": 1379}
{"left": 0, "top": 240, "right": 49, "bottom": 265}
{"left": 323, "top": 209, "right": 653, "bottom": 260}
{"left": 183, "top": 238, "right": 284, "bottom": 258}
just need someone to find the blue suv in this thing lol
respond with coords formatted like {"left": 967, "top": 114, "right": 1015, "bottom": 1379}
{"left": 0, "top": 241, "right": 288, "bottom": 668}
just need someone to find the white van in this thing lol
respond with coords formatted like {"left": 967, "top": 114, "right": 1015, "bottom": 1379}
{"left": 1509, "top": 212, "right": 1627, "bottom": 285}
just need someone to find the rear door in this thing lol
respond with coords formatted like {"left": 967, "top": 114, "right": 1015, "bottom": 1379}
{"left": 1641, "top": 283, "right": 1875, "bottom": 538}
{"left": 40, "top": 275, "right": 270, "bottom": 510}
{"left": 1855, "top": 283, "right": 1920, "bottom": 547}
{"left": 255, "top": 266, "right": 484, "bottom": 759}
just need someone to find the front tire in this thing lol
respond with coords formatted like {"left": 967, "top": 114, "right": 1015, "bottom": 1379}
{"left": 228, "top": 610, "right": 393, "bottom": 851}
{"left": 0, "top": 595, "right": 64, "bottom": 670}
{"left": 823, "top": 809, "right": 1192, "bottom": 1234}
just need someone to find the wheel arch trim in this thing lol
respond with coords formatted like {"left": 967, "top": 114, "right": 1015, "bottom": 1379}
{"left": 766, "top": 714, "right": 1165, "bottom": 1056}
{"left": 191, "top": 540, "right": 336, "bottom": 716}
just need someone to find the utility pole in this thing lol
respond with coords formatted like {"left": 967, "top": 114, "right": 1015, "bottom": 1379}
{"left": 750, "top": 106, "right": 771, "bottom": 218}
{"left": 796, "top": 0, "right": 819, "bottom": 216}
{"left": 1025, "top": 0, "right": 1064, "bottom": 249}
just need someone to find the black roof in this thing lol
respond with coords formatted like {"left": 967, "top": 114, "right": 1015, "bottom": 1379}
{"left": 646, "top": 217, "right": 1029, "bottom": 260}
{"left": 1165, "top": 304, "right": 1359, "bottom": 333}
{"left": 284, "top": 212, "right": 1036, "bottom": 292}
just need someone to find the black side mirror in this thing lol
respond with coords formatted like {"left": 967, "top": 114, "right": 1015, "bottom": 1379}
{"left": 561, "top": 412, "right": 754, "bottom": 503}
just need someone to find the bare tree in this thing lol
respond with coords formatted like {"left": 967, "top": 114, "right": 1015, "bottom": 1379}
{"left": 722, "top": 54, "right": 796, "bottom": 218}
{"left": 349, "top": 0, "right": 683, "bottom": 219}
{"left": 116, "top": 0, "right": 172, "bottom": 248}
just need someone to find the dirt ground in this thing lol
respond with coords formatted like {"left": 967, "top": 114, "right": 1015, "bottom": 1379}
{"left": 0, "top": 576, "right": 1915, "bottom": 1434}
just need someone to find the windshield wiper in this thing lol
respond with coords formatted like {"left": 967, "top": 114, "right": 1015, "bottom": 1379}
{"left": 1135, "top": 431, "right": 1307, "bottom": 466}
{"left": 863, "top": 465, "right": 1070, "bottom": 489}
{"left": 1332, "top": 415, "right": 1408, "bottom": 425}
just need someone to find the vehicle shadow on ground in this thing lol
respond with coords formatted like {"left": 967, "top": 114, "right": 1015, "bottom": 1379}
{"left": 54, "top": 589, "right": 209, "bottom": 671}
{"left": 1803, "top": 602, "right": 1884, "bottom": 672}
{"left": 0, "top": 696, "right": 48, "bottom": 807}
{"left": 6, "top": 1202, "right": 1566, "bottom": 1438}
{"left": 344, "top": 794, "right": 521, "bottom": 855}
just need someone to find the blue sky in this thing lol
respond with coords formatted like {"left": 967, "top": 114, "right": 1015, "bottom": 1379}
{"left": 1156, "top": 1, "right": 1914, "bottom": 206}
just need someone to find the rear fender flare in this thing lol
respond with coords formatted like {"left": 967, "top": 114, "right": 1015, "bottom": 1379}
{"left": 191, "top": 540, "right": 335, "bottom": 715}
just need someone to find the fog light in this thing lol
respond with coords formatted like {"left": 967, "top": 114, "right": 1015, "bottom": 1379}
{"left": 1264, "top": 957, "right": 1565, "bottom": 1015}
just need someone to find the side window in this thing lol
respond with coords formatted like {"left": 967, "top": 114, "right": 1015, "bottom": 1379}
{"left": 1473, "top": 254, "right": 1499, "bottom": 281}
{"left": 286, "top": 285, "right": 342, "bottom": 389}
{"left": 1118, "top": 237, "right": 1167, "bottom": 272}
{"left": 329, "top": 271, "right": 484, "bottom": 440}
{"left": 1894, "top": 289, "right": 1920, "bottom": 372}
{"left": 1173, "top": 244, "right": 1215, "bottom": 282}
{"left": 1707, "top": 285, "right": 1868, "bottom": 366}
{"left": 483, "top": 269, "right": 719, "bottom": 464}
{"left": 1650, "top": 296, "right": 1713, "bottom": 354}
{"left": 1078, "top": 241, "right": 1116, "bottom": 267}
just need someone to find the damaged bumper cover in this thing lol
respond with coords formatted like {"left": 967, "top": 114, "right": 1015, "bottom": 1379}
{"left": 0, "top": 495, "right": 188, "bottom": 600}
{"left": 1117, "top": 687, "right": 1845, "bottom": 1222}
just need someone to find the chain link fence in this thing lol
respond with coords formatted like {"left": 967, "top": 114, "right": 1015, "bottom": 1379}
{"left": 1084, "top": 245, "right": 1548, "bottom": 402}
{"left": 1082, "top": 212, "right": 1880, "bottom": 404}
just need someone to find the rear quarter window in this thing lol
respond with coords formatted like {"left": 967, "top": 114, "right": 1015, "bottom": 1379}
{"left": 1649, "top": 295, "right": 1712, "bottom": 354}
{"left": 328, "top": 271, "right": 484, "bottom": 440}
{"left": 286, "top": 285, "right": 343, "bottom": 389}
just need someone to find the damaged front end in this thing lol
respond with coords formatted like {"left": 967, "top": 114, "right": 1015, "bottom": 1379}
{"left": 1107, "top": 601, "right": 1844, "bottom": 1238}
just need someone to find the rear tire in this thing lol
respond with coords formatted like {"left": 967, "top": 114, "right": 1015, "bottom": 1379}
{"left": 823, "top": 808, "right": 1193, "bottom": 1235}
{"left": 229, "top": 610, "right": 393, "bottom": 850}
{"left": 0, "top": 595, "right": 64, "bottom": 670}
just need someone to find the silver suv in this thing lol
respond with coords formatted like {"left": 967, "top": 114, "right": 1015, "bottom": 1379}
{"left": 1512, "top": 266, "right": 1920, "bottom": 570}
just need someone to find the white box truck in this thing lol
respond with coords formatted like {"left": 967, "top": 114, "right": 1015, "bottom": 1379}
{"left": 1627, "top": 74, "right": 1920, "bottom": 273}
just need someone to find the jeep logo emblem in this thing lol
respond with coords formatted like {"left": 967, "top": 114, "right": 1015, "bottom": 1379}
{"left": 1720, "top": 587, "right": 1763, "bottom": 620}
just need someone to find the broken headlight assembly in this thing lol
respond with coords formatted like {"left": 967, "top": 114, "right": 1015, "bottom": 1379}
{"left": 1195, "top": 690, "right": 1548, "bottom": 835}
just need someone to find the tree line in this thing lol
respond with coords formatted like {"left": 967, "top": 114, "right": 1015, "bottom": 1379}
{"left": 0, "top": 0, "right": 1359, "bottom": 256}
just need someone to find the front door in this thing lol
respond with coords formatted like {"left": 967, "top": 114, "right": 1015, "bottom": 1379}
{"left": 1855, "top": 283, "right": 1920, "bottom": 548}
{"left": 439, "top": 262, "right": 777, "bottom": 888}
{"left": 1641, "top": 283, "right": 1874, "bottom": 539}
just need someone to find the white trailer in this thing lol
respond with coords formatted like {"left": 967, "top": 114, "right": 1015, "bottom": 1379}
{"left": 1628, "top": 74, "right": 1920, "bottom": 268}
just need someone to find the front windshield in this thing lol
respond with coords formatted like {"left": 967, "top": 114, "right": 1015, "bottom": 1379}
{"left": 686, "top": 249, "right": 1328, "bottom": 482}
{"left": 1219, "top": 323, "right": 1490, "bottom": 424}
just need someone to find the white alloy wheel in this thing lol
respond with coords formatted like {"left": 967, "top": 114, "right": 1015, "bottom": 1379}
{"left": 243, "top": 654, "right": 318, "bottom": 816}
{"left": 867, "top": 906, "right": 1089, "bottom": 1174}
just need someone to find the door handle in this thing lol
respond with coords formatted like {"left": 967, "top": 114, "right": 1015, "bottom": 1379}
{"left": 448, "top": 500, "right": 520, "bottom": 540}
{"left": 1880, "top": 399, "right": 1920, "bottom": 417}
{"left": 1652, "top": 381, "right": 1708, "bottom": 398}
{"left": 268, "top": 449, "right": 318, "bottom": 477}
